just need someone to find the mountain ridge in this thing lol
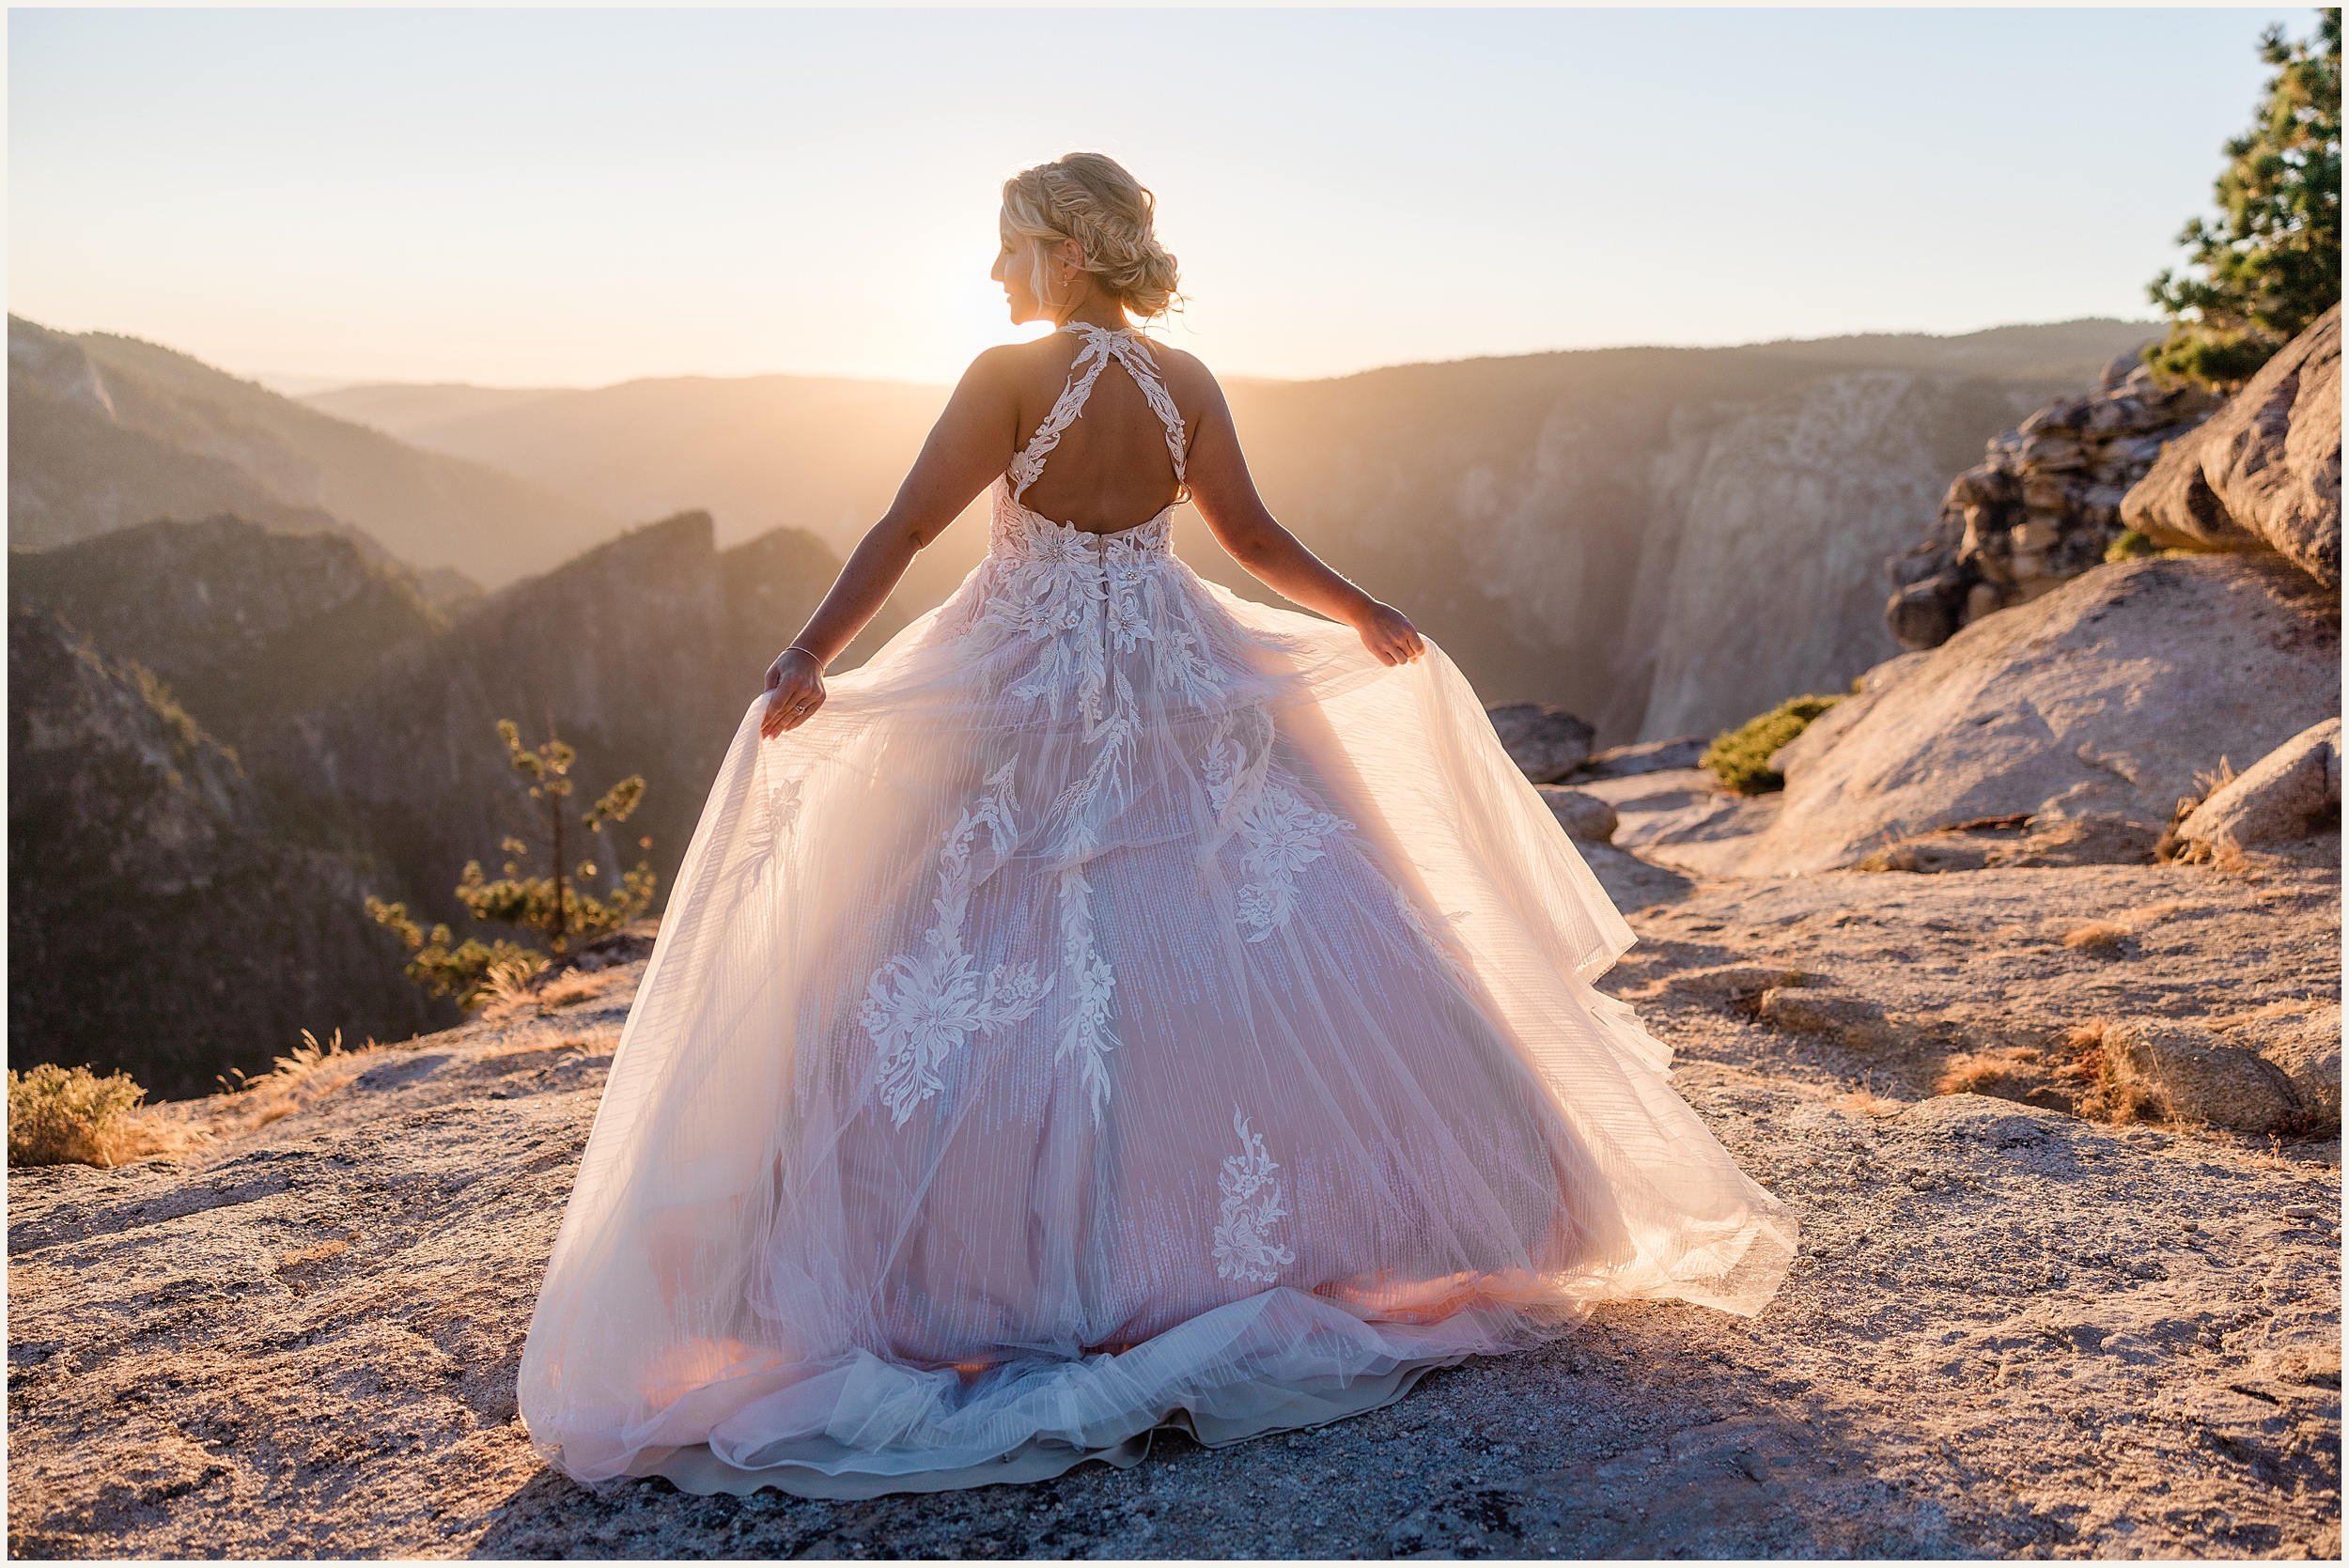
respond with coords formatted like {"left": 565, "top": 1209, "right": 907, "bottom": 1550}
{"left": 294, "top": 318, "right": 2159, "bottom": 740}
{"left": 8, "top": 315, "right": 620, "bottom": 588}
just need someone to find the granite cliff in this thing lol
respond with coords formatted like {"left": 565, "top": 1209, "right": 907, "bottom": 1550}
{"left": 7, "top": 613, "right": 437, "bottom": 1098}
{"left": 8, "top": 512, "right": 848, "bottom": 1093}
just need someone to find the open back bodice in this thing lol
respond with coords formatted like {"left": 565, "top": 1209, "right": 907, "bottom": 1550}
{"left": 989, "top": 323, "right": 1189, "bottom": 562}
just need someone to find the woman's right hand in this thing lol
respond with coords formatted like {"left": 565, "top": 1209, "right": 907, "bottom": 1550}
{"left": 761, "top": 649, "right": 827, "bottom": 738}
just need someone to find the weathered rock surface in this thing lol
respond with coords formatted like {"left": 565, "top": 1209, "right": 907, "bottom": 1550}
{"left": 1570, "top": 768, "right": 1788, "bottom": 881}
{"left": 1858, "top": 812, "right": 2161, "bottom": 874}
{"left": 2125, "top": 304, "right": 2344, "bottom": 589}
{"left": 1569, "top": 735, "right": 1707, "bottom": 780}
{"left": 2224, "top": 1003, "right": 2345, "bottom": 1131}
{"left": 1746, "top": 553, "right": 2341, "bottom": 875}
{"left": 1535, "top": 785, "right": 1617, "bottom": 844}
{"left": 1485, "top": 702, "right": 1595, "bottom": 783}
{"left": 2105, "top": 1018, "right": 2307, "bottom": 1135}
{"left": 8, "top": 854, "right": 2337, "bottom": 1560}
{"left": 1886, "top": 350, "right": 2215, "bottom": 650}
{"left": 2178, "top": 717, "right": 2343, "bottom": 857}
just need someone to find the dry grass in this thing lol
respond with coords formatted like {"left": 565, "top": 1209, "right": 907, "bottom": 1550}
{"left": 1927, "top": 1017, "right": 2178, "bottom": 1126}
{"left": 1833, "top": 1088, "right": 1908, "bottom": 1117}
{"left": 2052, "top": 1017, "right": 2167, "bottom": 1125}
{"left": 535, "top": 970, "right": 616, "bottom": 1011}
{"left": 2060, "top": 900, "right": 2203, "bottom": 957}
{"left": 209, "top": 1030, "right": 380, "bottom": 1136}
{"left": 471, "top": 949, "right": 557, "bottom": 1021}
{"left": 2155, "top": 757, "right": 2240, "bottom": 862}
{"left": 474, "top": 961, "right": 620, "bottom": 1025}
{"left": 6, "top": 1063, "right": 188, "bottom": 1168}
{"left": 1933, "top": 1047, "right": 2046, "bottom": 1098}
{"left": 2060, "top": 921, "right": 2132, "bottom": 955}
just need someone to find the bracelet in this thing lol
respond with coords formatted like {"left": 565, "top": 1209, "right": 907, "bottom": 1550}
{"left": 783, "top": 644, "right": 824, "bottom": 667}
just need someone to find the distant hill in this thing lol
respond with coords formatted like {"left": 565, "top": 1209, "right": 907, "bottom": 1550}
{"left": 8, "top": 511, "right": 858, "bottom": 1092}
{"left": 8, "top": 316, "right": 619, "bottom": 588}
{"left": 305, "top": 371, "right": 957, "bottom": 551}
{"left": 315, "top": 318, "right": 2157, "bottom": 739}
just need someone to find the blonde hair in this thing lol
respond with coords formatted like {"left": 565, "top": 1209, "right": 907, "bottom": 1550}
{"left": 1001, "top": 152, "right": 1181, "bottom": 319}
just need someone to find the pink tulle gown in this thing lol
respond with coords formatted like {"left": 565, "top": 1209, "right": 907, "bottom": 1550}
{"left": 518, "top": 321, "right": 1795, "bottom": 1498}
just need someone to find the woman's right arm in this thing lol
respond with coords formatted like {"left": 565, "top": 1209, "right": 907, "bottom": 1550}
{"left": 1181, "top": 369, "right": 1425, "bottom": 669}
{"left": 762, "top": 349, "right": 1022, "bottom": 737}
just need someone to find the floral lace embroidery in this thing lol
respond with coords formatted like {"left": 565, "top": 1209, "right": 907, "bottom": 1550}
{"left": 1232, "top": 783, "right": 1354, "bottom": 939}
{"left": 1054, "top": 866, "right": 1117, "bottom": 1119}
{"left": 1213, "top": 1109, "right": 1295, "bottom": 1285}
{"left": 1200, "top": 707, "right": 1353, "bottom": 942}
{"left": 862, "top": 763, "right": 1050, "bottom": 1126}
{"left": 733, "top": 776, "right": 804, "bottom": 905}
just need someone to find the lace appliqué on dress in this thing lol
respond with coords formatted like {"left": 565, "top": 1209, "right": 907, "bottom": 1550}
{"left": 1212, "top": 1109, "right": 1296, "bottom": 1285}
{"left": 1200, "top": 708, "right": 1356, "bottom": 942}
{"left": 862, "top": 763, "right": 1050, "bottom": 1126}
{"left": 1054, "top": 867, "right": 1117, "bottom": 1119}
{"left": 732, "top": 776, "right": 805, "bottom": 906}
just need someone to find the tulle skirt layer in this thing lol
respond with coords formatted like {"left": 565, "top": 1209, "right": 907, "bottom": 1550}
{"left": 518, "top": 518, "right": 1795, "bottom": 1498}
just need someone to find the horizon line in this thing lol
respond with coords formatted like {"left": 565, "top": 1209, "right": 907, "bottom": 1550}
{"left": 206, "top": 312, "right": 2165, "bottom": 402}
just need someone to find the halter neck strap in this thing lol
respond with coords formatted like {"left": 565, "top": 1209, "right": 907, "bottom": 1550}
{"left": 1006, "top": 323, "right": 1189, "bottom": 503}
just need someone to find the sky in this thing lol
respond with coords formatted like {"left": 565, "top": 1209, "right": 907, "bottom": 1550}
{"left": 7, "top": 6, "right": 2314, "bottom": 390}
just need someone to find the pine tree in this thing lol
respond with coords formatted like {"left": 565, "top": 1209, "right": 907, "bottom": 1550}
{"left": 366, "top": 719, "right": 654, "bottom": 1008}
{"left": 2146, "top": 8, "right": 2341, "bottom": 389}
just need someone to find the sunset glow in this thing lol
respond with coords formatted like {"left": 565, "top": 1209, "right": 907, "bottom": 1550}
{"left": 9, "top": 7, "right": 2301, "bottom": 391}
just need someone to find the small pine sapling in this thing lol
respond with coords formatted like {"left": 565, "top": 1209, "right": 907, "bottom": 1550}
{"left": 366, "top": 718, "right": 656, "bottom": 1008}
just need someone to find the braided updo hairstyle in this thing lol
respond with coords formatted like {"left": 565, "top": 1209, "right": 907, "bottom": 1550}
{"left": 1001, "top": 152, "right": 1181, "bottom": 319}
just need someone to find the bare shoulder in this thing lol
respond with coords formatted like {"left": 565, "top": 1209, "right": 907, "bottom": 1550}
{"left": 1137, "top": 340, "right": 1227, "bottom": 414}
{"left": 958, "top": 340, "right": 1038, "bottom": 390}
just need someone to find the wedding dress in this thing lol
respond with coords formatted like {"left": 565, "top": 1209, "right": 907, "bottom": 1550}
{"left": 518, "top": 321, "right": 1795, "bottom": 1498}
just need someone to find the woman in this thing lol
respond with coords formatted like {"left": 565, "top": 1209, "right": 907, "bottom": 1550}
{"left": 519, "top": 151, "right": 1794, "bottom": 1498}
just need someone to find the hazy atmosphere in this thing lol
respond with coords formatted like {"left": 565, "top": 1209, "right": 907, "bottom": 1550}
{"left": 8, "top": 6, "right": 2299, "bottom": 386}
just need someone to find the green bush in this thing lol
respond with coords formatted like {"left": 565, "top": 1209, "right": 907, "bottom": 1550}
{"left": 1702, "top": 694, "right": 1845, "bottom": 795}
{"left": 2106, "top": 528, "right": 2161, "bottom": 563}
{"left": 8, "top": 1063, "right": 148, "bottom": 1168}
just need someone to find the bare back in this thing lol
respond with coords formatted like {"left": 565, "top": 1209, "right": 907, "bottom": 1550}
{"left": 1003, "top": 327, "right": 1199, "bottom": 535}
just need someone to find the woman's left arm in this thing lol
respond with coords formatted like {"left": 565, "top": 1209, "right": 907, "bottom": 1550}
{"left": 762, "top": 349, "right": 1020, "bottom": 737}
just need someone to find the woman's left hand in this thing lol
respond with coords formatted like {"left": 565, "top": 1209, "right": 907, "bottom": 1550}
{"left": 1355, "top": 601, "right": 1426, "bottom": 667}
{"left": 761, "top": 649, "right": 827, "bottom": 738}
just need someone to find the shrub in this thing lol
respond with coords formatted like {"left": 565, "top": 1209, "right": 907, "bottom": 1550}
{"left": 2106, "top": 528, "right": 2161, "bottom": 564}
{"left": 1702, "top": 694, "right": 1844, "bottom": 795}
{"left": 8, "top": 1063, "right": 151, "bottom": 1168}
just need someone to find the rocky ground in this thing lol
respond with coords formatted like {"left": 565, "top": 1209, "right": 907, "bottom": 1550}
{"left": 8, "top": 844, "right": 2341, "bottom": 1560}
